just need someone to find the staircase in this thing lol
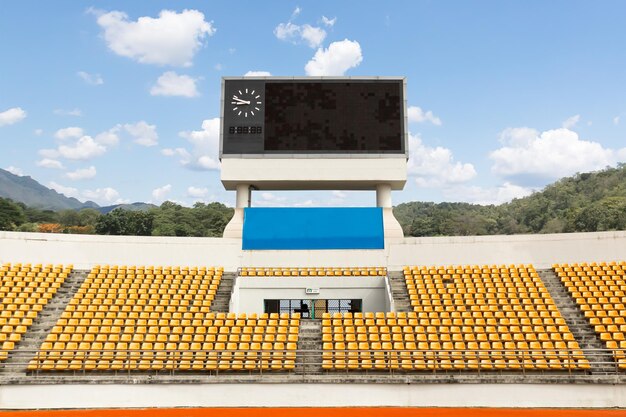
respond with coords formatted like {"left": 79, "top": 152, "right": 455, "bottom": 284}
{"left": 1, "top": 269, "right": 87, "bottom": 376}
{"left": 210, "top": 272, "right": 235, "bottom": 312}
{"left": 538, "top": 268, "right": 616, "bottom": 374}
{"left": 387, "top": 271, "right": 412, "bottom": 312}
{"left": 296, "top": 319, "right": 322, "bottom": 375}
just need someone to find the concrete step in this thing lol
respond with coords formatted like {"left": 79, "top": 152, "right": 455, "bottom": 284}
{"left": 297, "top": 320, "right": 323, "bottom": 374}
{"left": 209, "top": 272, "right": 235, "bottom": 313}
{"left": 387, "top": 271, "right": 412, "bottom": 313}
{"left": 538, "top": 269, "right": 616, "bottom": 374}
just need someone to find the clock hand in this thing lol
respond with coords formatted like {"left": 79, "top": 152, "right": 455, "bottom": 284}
{"left": 232, "top": 98, "right": 251, "bottom": 104}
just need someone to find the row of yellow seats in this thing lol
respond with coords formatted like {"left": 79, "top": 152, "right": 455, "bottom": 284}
{"left": 324, "top": 324, "right": 573, "bottom": 336}
{"left": 240, "top": 267, "right": 387, "bottom": 276}
{"left": 322, "top": 329, "right": 574, "bottom": 342}
{"left": 54, "top": 315, "right": 299, "bottom": 327}
{"left": 29, "top": 341, "right": 296, "bottom": 372}
{"left": 87, "top": 274, "right": 221, "bottom": 281}
{"left": 65, "top": 304, "right": 211, "bottom": 314}
{"left": 554, "top": 261, "right": 625, "bottom": 270}
{"left": 322, "top": 341, "right": 588, "bottom": 371}
{"left": 325, "top": 316, "right": 567, "bottom": 328}
{"left": 322, "top": 353, "right": 588, "bottom": 371}
{"left": 78, "top": 278, "right": 219, "bottom": 292}
{"left": 403, "top": 264, "right": 536, "bottom": 273}
{"left": 58, "top": 310, "right": 299, "bottom": 321}
{"left": 323, "top": 332, "right": 572, "bottom": 344}
{"left": 560, "top": 271, "right": 625, "bottom": 279}
{"left": 1, "top": 264, "right": 71, "bottom": 273}
{"left": 45, "top": 331, "right": 297, "bottom": 345}
{"left": 91, "top": 265, "right": 223, "bottom": 271}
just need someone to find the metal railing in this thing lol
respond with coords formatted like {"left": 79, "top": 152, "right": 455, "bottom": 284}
{"left": 1, "top": 347, "right": 624, "bottom": 380}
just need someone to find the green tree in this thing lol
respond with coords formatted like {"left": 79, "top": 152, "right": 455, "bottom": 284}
{"left": 0, "top": 198, "right": 26, "bottom": 230}
{"left": 95, "top": 208, "right": 154, "bottom": 235}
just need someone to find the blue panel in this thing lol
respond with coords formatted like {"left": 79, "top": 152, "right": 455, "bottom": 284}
{"left": 242, "top": 207, "right": 384, "bottom": 250}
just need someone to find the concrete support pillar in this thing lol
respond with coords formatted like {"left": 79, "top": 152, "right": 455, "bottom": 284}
{"left": 376, "top": 183, "right": 392, "bottom": 208}
{"left": 224, "top": 183, "right": 251, "bottom": 239}
{"left": 376, "top": 183, "right": 404, "bottom": 240}
{"left": 235, "top": 183, "right": 251, "bottom": 208}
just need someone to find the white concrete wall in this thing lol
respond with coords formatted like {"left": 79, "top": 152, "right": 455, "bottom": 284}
{"left": 0, "top": 231, "right": 242, "bottom": 270}
{"left": 232, "top": 277, "right": 387, "bottom": 314}
{"left": 386, "top": 230, "right": 626, "bottom": 269}
{"left": 1, "top": 383, "right": 625, "bottom": 409}
{"left": 1, "top": 230, "right": 626, "bottom": 271}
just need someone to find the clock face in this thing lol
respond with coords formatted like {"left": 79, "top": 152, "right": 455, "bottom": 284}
{"left": 231, "top": 87, "right": 262, "bottom": 118}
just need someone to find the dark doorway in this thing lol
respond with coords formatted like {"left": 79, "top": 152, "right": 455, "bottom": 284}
{"left": 263, "top": 299, "right": 362, "bottom": 318}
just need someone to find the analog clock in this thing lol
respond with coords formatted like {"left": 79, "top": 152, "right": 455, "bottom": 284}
{"left": 231, "top": 88, "right": 262, "bottom": 118}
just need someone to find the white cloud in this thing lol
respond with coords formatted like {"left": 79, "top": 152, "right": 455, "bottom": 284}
{"left": 161, "top": 147, "right": 190, "bottom": 158}
{"left": 41, "top": 135, "right": 106, "bottom": 160}
{"left": 152, "top": 184, "right": 172, "bottom": 201}
{"left": 150, "top": 71, "right": 199, "bottom": 97}
{"left": 332, "top": 190, "right": 347, "bottom": 199}
{"left": 187, "top": 186, "right": 208, "bottom": 198}
{"left": 291, "top": 7, "right": 301, "bottom": 19}
{"left": 614, "top": 116, "right": 621, "bottom": 126}
{"left": 176, "top": 118, "right": 220, "bottom": 170}
{"left": 94, "top": 129, "right": 120, "bottom": 146}
{"left": 274, "top": 22, "right": 302, "bottom": 43}
{"left": 0, "top": 107, "right": 26, "bottom": 126}
{"left": 407, "top": 133, "right": 477, "bottom": 187}
{"left": 34, "top": 129, "right": 43, "bottom": 136}
{"left": 490, "top": 127, "right": 620, "bottom": 181}
{"left": 274, "top": 15, "right": 326, "bottom": 48}
{"left": 443, "top": 183, "right": 534, "bottom": 205}
{"left": 124, "top": 121, "right": 158, "bottom": 146}
{"left": 407, "top": 106, "right": 442, "bottom": 126}
{"left": 83, "top": 187, "right": 121, "bottom": 204}
{"left": 562, "top": 114, "right": 580, "bottom": 129}
{"left": 244, "top": 71, "right": 271, "bottom": 77}
{"left": 77, "top": 71, "right": 103, "bottom": 85}
{"left": 300, "top": 24, "right": 327, "bottom": 48}
{"left": 36, "top": 158, "right": 65, "bottom": 169}
{"left": 321, "top": 16, "right": 336, "bottom": 27}
{"left": 49, "top": 181, "right": 80, "bottom": 199}
{"left": 214, "top": 63, "right": 222, "bottom": 71}
{"left": 304, "top": 39, "right": 363, "bottom": 76}
{"left": 65, "top": 166, "right": 97, "bottom": 180}
{"left": 94, "top": 9, "right": 215, "bottom": 67}
{"left": 54, "top": 108, "right": 82, "bottom": 117}
{"left": 4, "top": 166, "right": 23, "bottom": 176}
{"left": 54, "top": 126, "right": 84, "bottom": 140}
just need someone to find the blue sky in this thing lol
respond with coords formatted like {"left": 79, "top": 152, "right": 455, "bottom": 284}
{"left": 1, "top": 1, "right": 625, "bottom": 207}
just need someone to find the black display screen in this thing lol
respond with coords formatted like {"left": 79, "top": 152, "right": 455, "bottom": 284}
{"left": 221, "top": 79, "right": 405, "bottom": 155}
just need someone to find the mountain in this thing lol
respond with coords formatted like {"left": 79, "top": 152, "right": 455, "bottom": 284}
{"left": 394, "top": 164, "right": 626, "bottom": 237}
{"left": 0, "top": 168, "right": 94, "bottom": 210}
{"left": 98, "top": 202, "right": 157, "bottom": 214}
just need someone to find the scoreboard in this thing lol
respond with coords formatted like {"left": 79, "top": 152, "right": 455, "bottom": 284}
{"left": 220, "top": 77, "right": 407, "bottom": 156}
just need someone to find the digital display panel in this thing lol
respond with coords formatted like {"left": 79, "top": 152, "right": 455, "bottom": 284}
{"left": 221, "top": 78, "right": 406, "bottom": 155}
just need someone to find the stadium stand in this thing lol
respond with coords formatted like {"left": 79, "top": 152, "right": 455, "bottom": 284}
{"left": 356, "top": 263, "right": 594, "bottom": 371}
{"left": 27, "top": 265, "right": 301, "bottom": 372}
{"left": 0, "top": 263, "right": 72, "bottom": 362}
{"left": 553, "top": 261, "right": 626, "bottom": 369}
{"left": 239, "top": 267, "right": 387, "bottom": 277}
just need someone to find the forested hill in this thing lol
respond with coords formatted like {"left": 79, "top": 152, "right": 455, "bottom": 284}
{"left": 394, "top": 164, "right": 626, "bottom": 237}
